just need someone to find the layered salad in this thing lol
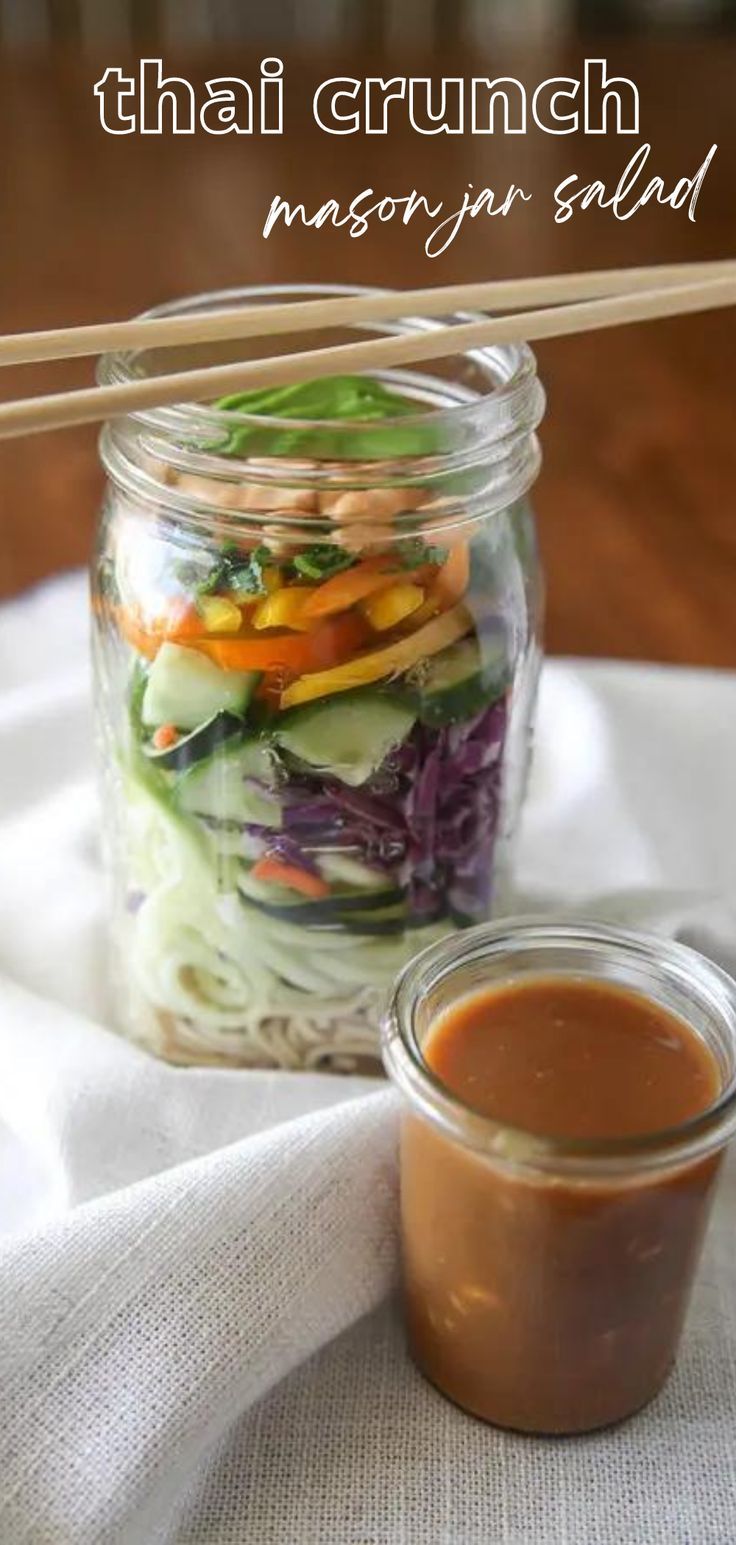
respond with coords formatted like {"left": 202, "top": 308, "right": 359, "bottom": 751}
{"left": 94, "top": 376, "right": 537, "bottom": 1068}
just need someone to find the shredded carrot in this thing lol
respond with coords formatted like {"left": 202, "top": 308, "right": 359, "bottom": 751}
{"left": 152, "top": 723, "right": 179, "bottom": 751}
{"left": 251, "top": 856, "right": 330, "bottom": 899}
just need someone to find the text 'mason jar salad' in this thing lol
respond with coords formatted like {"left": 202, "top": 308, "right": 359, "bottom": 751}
{"left": 92, "top": 286, "right": 546, "bottom": 1071}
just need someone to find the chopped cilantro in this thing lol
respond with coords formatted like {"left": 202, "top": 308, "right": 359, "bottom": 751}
{"left": 227, "top": 546, "right": 273, "bottom": 597}
{"left": 394, "top": 537, "right": 449, "bottom": 570}
{"left": 291, "top": 546, "right": 355, "bottom": 581}
{"left": 177, "top": 534, "right": 447, "bottom": 603}
{"left": 177, "top": 543, "right": 274, "bottom": 601}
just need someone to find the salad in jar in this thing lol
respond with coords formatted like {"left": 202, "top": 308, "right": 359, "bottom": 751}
{"left": 93, "top": 356, "right": 543, "bottom": 1070}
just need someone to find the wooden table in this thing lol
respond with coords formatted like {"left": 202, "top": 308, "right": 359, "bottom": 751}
{"left": 0, "top": 39, "right": 734, "bottom": 666}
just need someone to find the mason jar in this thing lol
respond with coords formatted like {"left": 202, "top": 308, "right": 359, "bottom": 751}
{"left": 91, "top": 284, "right": 546, "bottom": 1071}
{"left": 382, "top": 920, "right": 736, "bottom": 1434}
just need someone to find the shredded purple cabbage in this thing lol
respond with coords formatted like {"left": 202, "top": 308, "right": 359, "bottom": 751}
{"left": 239, "top": 695, "right": 508, "bottom": 925}
{"left": 258, "top": 834, "right": 323, "bottom": 877}
{"left": 325, "top": 786, "right": 406, "bottom": 833}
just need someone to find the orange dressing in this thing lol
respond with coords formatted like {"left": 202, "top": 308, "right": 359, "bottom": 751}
{"left": 400, "top": 976, "right": 723, "bottom": 1434}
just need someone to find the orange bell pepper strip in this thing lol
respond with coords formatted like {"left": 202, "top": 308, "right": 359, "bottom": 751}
{"left": 116, "top": 598, "right": 205, "bottom": 656}
{"left": 251, "top": 855, "right": 330, "bottom": 899}
{"left": 117, "top": 605, "right": 367, "bottom": 674}
{"left": 150, "top": 598, "right": 205, "bottom": 639}
{"left": 193, "top": 611, "right": 369, "bottom": 675}
{"left": 300, "top": 557, "right": 396, "bottom": 620}
{"left": 280, "top": 603, "right": 472, "bottom": 709}
{"left": 115, "top": 607, "right": 159, "bottom": 659}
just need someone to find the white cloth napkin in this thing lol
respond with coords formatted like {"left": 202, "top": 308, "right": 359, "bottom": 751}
{"left": 1, "top": 570, "right": 735, "bottom": 1545}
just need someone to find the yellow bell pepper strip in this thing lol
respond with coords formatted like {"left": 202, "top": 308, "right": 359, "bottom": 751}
{"left": 300, "top": 557, "right": 395, "bottom": 620}
{"left": 118, "top": 567, "right": 283, "bottom": 652}
{"left": 362, "top": 582, "right": 424, "bottom": 633}
{"left": 196, "top": 595, "right": 243, "bottom": 633}
{"left": 251, "top": 585, "right": 319, "bottom": 633}
{"left": 194, "top": 610, "right": 369, "bottom": 676}
{"left": 251, "top": 855, "right": 330, "bottom": 899}
{"left": 280, "top": 603, "right": 472, "bottom": 709}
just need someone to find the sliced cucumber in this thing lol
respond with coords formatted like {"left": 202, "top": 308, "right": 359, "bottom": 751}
{"left": 175, "top": 738, "right": 282, "bottom": 828}
{"left": 237, "top": 867, "right": 405, "bottom": 925}
{"left": 143, "top": 712, "right": 244, "bottom": 773}
{"left": 408, "top": 630, "right": 509, "bottom": 727}
{"left": 142, "top": 643, "right": 259, "bottom": 731}
{"left": 238, "top": 867, "right": 318, "bottom": 911}
{"left": 338, "top": 896, "right": 407, "bottom": 924}
{"left": 338, "top": 914, "right": 407, "bottom": 936}
{"left": 201, "top": 825, "right": 266, "bottom": 863}
{"left": 275, "top": 691, "right": 415, "bottom": 786}
{"left": 316, "top": 852, "right": 392, "bottom": 890}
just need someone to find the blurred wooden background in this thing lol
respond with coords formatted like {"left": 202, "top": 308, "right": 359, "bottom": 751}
{"left": 0, "top": 0, "right": 734, "bottom": 46}
{"left": 0, "top": 29, "right": 734, "bottom": 668}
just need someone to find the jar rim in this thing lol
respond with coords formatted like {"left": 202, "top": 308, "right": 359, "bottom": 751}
{"left": 382, "top": 917, "right": 736, "bottom": 1180}
{"left": 97, "top": 281, "right": 542, "bottom": 445}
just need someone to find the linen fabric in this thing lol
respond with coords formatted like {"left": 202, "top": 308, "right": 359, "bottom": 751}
{"left": 1, "top": 572, "right": 735, "bottom": 1545}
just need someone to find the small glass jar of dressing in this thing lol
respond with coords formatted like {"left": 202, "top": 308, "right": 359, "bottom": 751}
{"left": 382, "top": 919, "right": 736, "bottom": 1435}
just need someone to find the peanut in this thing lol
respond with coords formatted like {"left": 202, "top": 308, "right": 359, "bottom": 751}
{"left": 324, "top": 485, "right": 426, "bottom": 522}
{"left": 261, "top": 522, "right": 308, "bottom": 557}
{"left": 333, "top": 521, "right": 394, "bottom": 554}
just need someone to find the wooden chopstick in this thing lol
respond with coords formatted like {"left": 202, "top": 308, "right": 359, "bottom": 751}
{"left": 0, "top": 259, "right": 734, "bottom": 369}
{"left": 0, "top": 272, "right": 734, "bottom": 442}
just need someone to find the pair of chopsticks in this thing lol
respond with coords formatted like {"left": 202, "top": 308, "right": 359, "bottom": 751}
{"left": 0, "top": 258, "right": 734, "bottom": 442}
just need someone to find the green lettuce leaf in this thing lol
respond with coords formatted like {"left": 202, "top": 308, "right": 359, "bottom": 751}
{"left": 211, "top": 375, "right": 440, "bottom": 460}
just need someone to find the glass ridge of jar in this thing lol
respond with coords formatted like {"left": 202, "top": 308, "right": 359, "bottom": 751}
{"left": 98, "top": 282, "right": 546, "bottom": 540}
{"left": 383, "top": 917, "right": 736, "bottom": 1180}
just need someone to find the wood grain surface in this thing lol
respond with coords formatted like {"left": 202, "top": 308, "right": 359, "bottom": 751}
{"left": 0, "top": 39, "right": 734, "bottom": 665}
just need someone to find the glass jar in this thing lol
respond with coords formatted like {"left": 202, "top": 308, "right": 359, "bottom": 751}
{"left": 382, "top": 920, "right": 736, "bottom": 1434}
{"left": 92, "top": 285, "right": 545, "bottom": 1071}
